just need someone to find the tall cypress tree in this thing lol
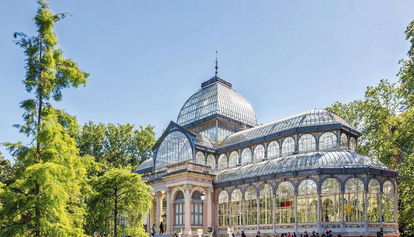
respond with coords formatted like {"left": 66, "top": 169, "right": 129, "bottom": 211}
{"left": 0, "top": 1, "right": 89, "bottom": 236}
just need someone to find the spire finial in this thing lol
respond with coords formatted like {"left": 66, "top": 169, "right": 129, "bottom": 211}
{"left": 215, "top": 50, "right": 218, "bottom": 77}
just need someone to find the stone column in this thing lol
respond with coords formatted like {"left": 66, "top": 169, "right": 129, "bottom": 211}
{"left": 206, "top": 188, "right": 214, "bottom": 229}
{"left": 257, "top": 192, "right": 260, "bottom": 231}
{"left": 341, "top": 190, "right": 345, "bottom": 232}
{"left": 273, "top": 193, "right": 277, "bottom": 234}
{"left": 184, "top": 184, "right": 193, "bottom": 236}
{"left": 364, "top": 188, "right": 369, "bottom": 232}
{"left": 155, "top": 192, "right": 162, "bottom": 231}
{"left": 150, "top": 196, "right": 155, "bottom": 233}
{"left": 379, "top": 189, "right": 383, "bottom": 229}
{"left": 166, "top": 190, "right": 172, "bottom": 234}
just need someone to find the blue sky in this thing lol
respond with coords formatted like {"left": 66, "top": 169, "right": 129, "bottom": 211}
{"left": 1, "top": 1, "right": 413, "bottom": 160}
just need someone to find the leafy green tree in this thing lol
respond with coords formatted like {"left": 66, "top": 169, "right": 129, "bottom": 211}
{"left": 77, "top": 122, "right": 155, "bottom": 169}
{"left": 0, "top": 152, "right": 13, "bottom": 185}
{"left": 85, "top": 168, "right": 152, "bottom": 237}
{"left": 327, "top": 20, "right": 414, "bottom": 236}
{"left": 0, "top": 1, "right": 89, "bottom": 236}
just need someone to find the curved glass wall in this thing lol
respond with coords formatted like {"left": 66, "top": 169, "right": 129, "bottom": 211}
{"left": 218, "top": 154, "right": 228, "bottom": 169}
{"left": 230, "top": 189, "right": 242, "bottom": 226}
{"left": 281, "top": 137, "right": 295, "bottom": 155}
{"left": 229, "top": 151, "right": 239, "bottom": 168}
{"left": 297, "top": 179, "right": 318, "bottom": 223}
{"left": 321, "top": 178, "right": 341, "bottom": 222}
{"left": 254, "top": 145, "right": 265, "bottom": 161}
{"left": 241, "top": 148, "right": 253, "bottom": 165}
{"left": 382, "top": 181, "right": 395, "bottom": 222}
{"left": 218, "top": 191, "right": 229, "bottom": 226}
{"left": 245, "top": 186, "right": 257, "bottom": 225}
{"left": 275, "top": 182, "right": 295, "bottom": 224}
{"left": 195, "top": 151, "right": 205, "bottom": 165}
{"left": 207, "top": 154, "right": 216, "bottom": 169}
{"left": 267, "top": 141, "right": 280, "bottom": 158}
{"left": 319, "top": 132, "right": 337, "bottom": 151}
{"left": 350, "top": 137, "right": 357, "bottom": 152}
{"left": 174, "top": 191, "right": 185, "bottom": 226}
{"left": 340, "top": 133, "right": 348, "bottom": 149}
{"left": 298, "top": 134, "right": 316, "bottom": 152}
{"left": 368, "top": 179, "right": 380, "bottom": 222}
{"left": 344, "top": 178, "right": 365, "bottom": 222}
{"left": 155, "top": 131, "right": 193, "bottom": 169}
{"left": 260, "top": 184, "right": 273, "bottom": 225}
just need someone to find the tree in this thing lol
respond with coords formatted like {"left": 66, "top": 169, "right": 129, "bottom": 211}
{"left": 327, "top": 20, "right": 414, "bottom": 236}
{"left": 77, "top": 122, "right": 155, "bottom": 170}
{"left": 85, "top": 168, "right": 152, "bottom": 237}
{"left": 0, "top": 152, "right": 13, "bottom": 185}
{"left": 0, "top": 1, "right": 89, "bottom": 236}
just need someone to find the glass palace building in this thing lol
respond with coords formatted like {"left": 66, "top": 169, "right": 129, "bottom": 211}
{"left": 137, "top": 75, "right": 399, "bottom": 237}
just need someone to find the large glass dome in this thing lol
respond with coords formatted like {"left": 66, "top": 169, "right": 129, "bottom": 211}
{"left": 177, "top": 76, "right": 257, "bottom": 127}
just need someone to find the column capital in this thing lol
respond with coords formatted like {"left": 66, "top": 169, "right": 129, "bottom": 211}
{"left": 183, "top": 184, "right": 192, "bottom": 191}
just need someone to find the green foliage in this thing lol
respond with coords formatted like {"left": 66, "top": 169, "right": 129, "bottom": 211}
{"left": 77, "top": 122, "right": 155, "bottom": 170}
{"left": 0, "top": 152, "right": 13, "bottom": 185}
{"left": 327, "top": 20, "right": 414, "bottom": 236}
{"left": 85, "top": 168, "right": 152, "bottom": 237}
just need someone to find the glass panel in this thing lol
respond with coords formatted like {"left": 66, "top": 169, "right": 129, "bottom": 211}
{"left": 195, "top": 151, "right": 205, "bottom": 165}
{"left": 156, "top": 131, "right": 193, "bottom": 169}
{"left": 382, "top": 181, "right": 395, "bottom": 222}
{"left": 297, "top": 180, "right": 318, "bottom": 223}
{"left": 350, "top": 137, "right": 357, "bottom": 152}
{"left": 298, "top": 134, "right": 316, "bottom": 153}
{"left": 207, "top": 154, "right": 216, "bottom": 169}
{"left": 321, "top": 178, "right": 341, "bottom": 222}
{"left": 281, "top": 137, "right": 295, "bottom": 155}
{"left": 218, "top": 154, "right": 228, "bottom": 169}
{"left": 241, "top": 148, "right": 252, "bottom": 165}
{"left": 218, "top": 191, "right": 229, "bottom": 226}
{"left": 254, "top": 144, "right": 265, "bottom": 161}
{"left": 340, "top": 133, "right": 348, "bottom": 149}
{"left": 245, "top": 186, "right": 257, "bottom": 225}
{"left": 276, "top": 182, "right": 295, "bottom": 223}
{"left": 368, "top": 179, "right": 380, "bottom": 222}
{"left": 344, "top": 178, "right": 365, "bottom": 222}
{"left": 229, "top": 151, "right": 239, "bottom": 167}
{"left": 260, "top": 184, "right": 274, "bottom": 224}
{"left": 319, "top": 132, "right": 337, "bottom": 151}
{"left": 230, "top": 189, "right": 242, "bottom": 226}
{"left": 267, "top": 141, "right": 280, "bottom": 158}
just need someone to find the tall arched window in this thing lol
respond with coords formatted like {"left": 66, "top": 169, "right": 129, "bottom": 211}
{"left": 241, "top": 148, "right": 252, "bottom": 165}
{"left": 195, "top": 151, "right": 205, "bottom": 165}
{"left": 254, "top": 145, "right": 265, "bottom": 161}
{"left": 382, "top": 181, "right": 395, "bottom": 222}
{"left": 174, "top": 191, "right": 185, "bottom": 226}
{"left": 245, "top": 186, "right": 257, "bottom": 225}
{"left": 206, "top": 154, "right": 216, "bottom": 169}
{"left": 319, "top": 132, "right": 337, "bottom": 150}
{"left": 267, "top": 141, "right": 280, "bottom": 158}
{"left": 281, "top": 137, "right": 295, "bottom": 155}
{"left": 344, "top": 178, "right": 365, "bottom": 222}
{"left": 191, "top": 191, "right": 203, "bottom": 226}
{"left": 218, "top": 191, "right": 229, "bottom": 226}
{"left": 230, "top": 189, "right": 242, "bottom": 226}
{"left": 298, "top": 134, "right": 316, "bottom": 152}
{"left": 218, "top": 154, "right": 228, "bottom": 169}
{"left": 229, "top": 151, "right": 239, "bottom": 168}
{"left": 260, "top": 184, "right": 273, "bottom": 225}
{"left": 156, "top": 131, "right": 193, "bottom": 169}
{"left": 340, "top": 133, "right": 348, "bottom": 149}
{"left": 368, "top": 179, "right": 380, "bottom": 222}
{"left": 321, "top": 178, "right": 341, "bottom": 222}
{"left": 349, "top": 137, "right": 357, "bottom": 152}
{"left": 275, "top": 182, "right": 295, "bottom": 223}
{"left": 297, "top": 180, "right": 318, "bottom": 223}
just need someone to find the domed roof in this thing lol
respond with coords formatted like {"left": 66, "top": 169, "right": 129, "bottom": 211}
{"left": 135, "top": 158, "right": 154, "bottom": 174}
{"left": 177, "top": 76, "right": 257, "bottom": 127}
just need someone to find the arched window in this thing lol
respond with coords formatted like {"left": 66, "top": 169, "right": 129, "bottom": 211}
{"left": 298, "top": 134, "right": 316, "bottom": 152}
{"left": 267, "top": 141, "right": 280, "bottom": 158}
{"left": 195, "top": 151, "right": 205, "bottom": 165}
{"left": 156, "top": 131, "right": 193, "bottom": 169}
{"left": 297, "top": 180, "right": 318, "bottom": 223}
{"left": 321, "top": 178, "right": 341, "bottom": 222}
{"left": 229, "top": 151, "right": 239, "bottom": 167}
{"left": 349, "top": 137, "right": 357, "bottom": 152}
{"left": 218, "top": 154, "right": 228, "bottom": 169}
{"left": 218, "top": 191, "right": 229, "bottom": 226}
{"left": 253, "top": 145, "right": 265, "bottom": 161}
{"left": 245, "top": 186, "right": 257, "bottom": 225}
{"left": 382, "top": 181, "right": 395, "bottom": 222}
{"left": 241, "top": 148, "right": 252, "bottom": 165}
{"left": 206, "top": 154, "right": 216, "bottom": 169}
{"left": 174, "top": 191, "right": 185, "bottom": 226}
{"left": 340, "top": 133, "right": 348, "bottom": 149}
{"left": 281, "top": 137, "right": 295, "bottom": 155}
{"left": 260, "top": 184, "right": 273, "bottom": 225}
{"left": 275, "top": 182, "right": 295, "bottom": 224}
{"left": 344, "top": 178, "right": 365, "bottom": 222}
{"left": 230, "top": 189, "right": 242, "bottom": 226}
{"left": 319, "top": 132, "right": 337, "bottom": 150}
{"left": 191, "top": 191, "right": 203, "bottom": 226}
{"left": 368, "top": 179, "right": 380, "bottom": 222}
